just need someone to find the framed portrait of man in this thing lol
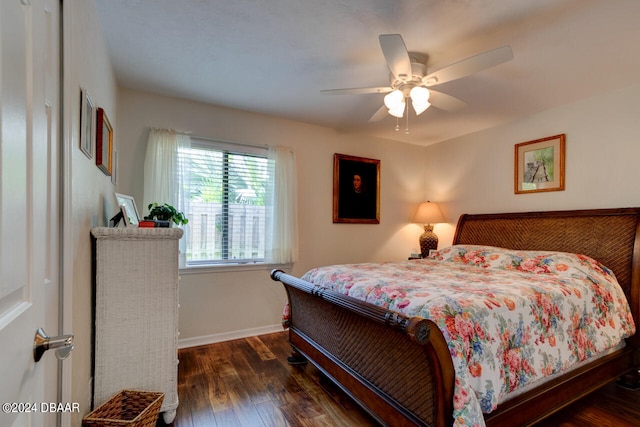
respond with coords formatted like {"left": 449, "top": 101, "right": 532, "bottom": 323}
{"left": 333, "top": 153, "right": 380, "bottom": 224}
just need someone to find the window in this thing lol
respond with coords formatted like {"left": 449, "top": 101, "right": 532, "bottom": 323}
{"left": 180, "top": 139, "right": 269, "bottom": 266}
{"left": 144, "top": 129, "right": 297, "bottom": 269}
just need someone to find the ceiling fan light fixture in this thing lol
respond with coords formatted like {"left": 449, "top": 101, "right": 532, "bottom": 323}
{"left": 388, "top": 101, "right": 405, "bottom": 118}
{"left": 384, "top": 89, "right": 404, "bottom": 110}
{"left": 412, "top": 99, "right": 431, "bottom": 115}
{"left": 410, "top": 86, "right": 431, "bottom": 115}
{"left": 384, "top": 89, "right": 406, "bottom": 118}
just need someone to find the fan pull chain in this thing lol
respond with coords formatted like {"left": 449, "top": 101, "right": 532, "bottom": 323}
{"left": 395, "top": 117, "right": 400, "bottom": 131}
{"left": 405, "top": 101, "right": 410, "bottom": 134}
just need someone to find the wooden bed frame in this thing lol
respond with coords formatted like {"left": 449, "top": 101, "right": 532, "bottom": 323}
{"left": 271, "top": 208, "right": 640, "bottom": 427}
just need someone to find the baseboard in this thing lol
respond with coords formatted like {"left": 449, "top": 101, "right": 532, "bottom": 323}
{"left": 177, "top": 324, "right": 284, "bottom": 349}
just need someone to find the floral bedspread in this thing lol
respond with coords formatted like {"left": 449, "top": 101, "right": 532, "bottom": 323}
{"left": 298, "top": 245, "right": 636, "bottom": 427}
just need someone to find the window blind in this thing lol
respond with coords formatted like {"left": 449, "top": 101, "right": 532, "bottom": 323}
{"left": 181, "top": 140, "right": 269, "bottom": 264}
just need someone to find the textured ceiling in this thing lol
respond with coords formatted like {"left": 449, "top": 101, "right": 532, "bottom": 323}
{"left": 94, "top": 0, "right": 640, "bottom": 146}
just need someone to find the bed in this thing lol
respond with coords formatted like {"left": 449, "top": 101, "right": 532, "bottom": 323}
{"left": 270, "top": 208, "right": 640, "bottom": 427}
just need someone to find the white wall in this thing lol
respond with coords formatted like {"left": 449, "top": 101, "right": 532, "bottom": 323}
{"left": 116, "top": 89, "right": 428, "bottom": 345}
{"left": 425, "top": 83, "right": 640, "bottom": 246}
{"left": 64, "top": 0, "right": 118, "bottom": 423}
{"left": 117, "top": 82, "right": 640, "bottom": 346}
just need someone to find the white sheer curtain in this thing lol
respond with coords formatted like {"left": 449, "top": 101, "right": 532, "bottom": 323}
{"left": 265, "top": 146, "right": 298, "bottom": 264}
{"left": 143, "top": 129, "right": 191, "bottom": 266}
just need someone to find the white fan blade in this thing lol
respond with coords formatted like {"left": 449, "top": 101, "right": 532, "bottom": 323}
{"left": 428, "top": 90, "right": 466, "bottom": 112}
{"left": 379, "top": 34, "right": 412, "bottom": 82}
{"left": 422, "top": 46, "right": 513, "bottom": 86}
{"left": 368, "top": 105, "right": 389, "bottom": 122}
{"left": 321, "top": 86, "right": 392, "bottom": 95}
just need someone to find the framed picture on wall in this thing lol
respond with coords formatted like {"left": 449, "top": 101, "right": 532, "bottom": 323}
{"left": 96, "top": 107, "right": 113, "bottom": 176}
{"left": 79, "top": 87, "right": 94, "bottom": 159}
{"left": 111, "top": 146, "right": 118, "bottom": 185}
{"left": 514, "top": 134, "right": 565, "bottom": 194}
{"left": 333, "top": 153, "right": 380, "bottom": 224}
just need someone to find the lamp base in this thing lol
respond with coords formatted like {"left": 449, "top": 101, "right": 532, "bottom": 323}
{"left": 419, "top": 225, "right": 438, "bottom": 258}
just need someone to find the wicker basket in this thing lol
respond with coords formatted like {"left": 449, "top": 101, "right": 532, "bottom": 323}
{"left": 82, "top": 390, "right": 164, "bottom": 427}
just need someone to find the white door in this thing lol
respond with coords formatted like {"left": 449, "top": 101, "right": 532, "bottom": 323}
{"left": 0, "top": 1, "right": 63, "bottom": 426}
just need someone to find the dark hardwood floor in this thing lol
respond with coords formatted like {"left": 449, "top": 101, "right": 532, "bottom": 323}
{"left": 165, "top": 331, "right": 640, "bottom": 427}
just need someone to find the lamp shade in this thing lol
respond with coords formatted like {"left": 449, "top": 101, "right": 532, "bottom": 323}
{"left": 412, "top": 201, "right": 445, "bottom": 224}
{"left": 388, "top": 101, "right": 405, "bottom": 118}
{"left": 384, "top": 90, "right": 405, "bottom": 118}
{"left": 410, "top": 86, "right": 431, "bottom": 115}
{"left": 384, "top": 89, "right": 404, "bottom": 109}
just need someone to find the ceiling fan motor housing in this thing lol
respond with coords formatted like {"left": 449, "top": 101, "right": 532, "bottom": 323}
{"left": 390, "top": 60, "right": 426, "bottom": 92}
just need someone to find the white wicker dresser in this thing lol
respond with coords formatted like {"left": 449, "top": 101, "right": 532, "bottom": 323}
{"left": 91, "top": 227, "right": 183, "bottom": 424}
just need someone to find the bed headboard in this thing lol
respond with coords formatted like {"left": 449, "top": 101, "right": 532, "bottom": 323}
{"left": 453, "top": 208, "right": 640, "bottom": 330}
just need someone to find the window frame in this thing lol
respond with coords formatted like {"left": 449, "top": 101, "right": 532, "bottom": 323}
{"left": 181, "top": 138, "right": 271, "bottom": 270}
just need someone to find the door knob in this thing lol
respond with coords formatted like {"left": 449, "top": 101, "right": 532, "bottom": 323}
{"left": 33, "top": 327, "right": 74, "bottom": 362}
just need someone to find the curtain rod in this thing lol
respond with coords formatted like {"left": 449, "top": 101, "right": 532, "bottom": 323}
{"left": 183, "top": 132, "right": 269, "bottom": 150}
{"left": 149, "top": 128, "right": 269, "bottom": 150}
{"left": 150, "top": 127, "right": 191, "bottom": 134}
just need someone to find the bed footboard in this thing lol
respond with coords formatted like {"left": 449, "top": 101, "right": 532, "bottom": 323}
{"left": 271, "top": 269, "right": 455, "bottom": 427}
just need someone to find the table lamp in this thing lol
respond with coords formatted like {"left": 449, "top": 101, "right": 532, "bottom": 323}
{"left": 412, "top": 201, "right": 445, "bottom": 258}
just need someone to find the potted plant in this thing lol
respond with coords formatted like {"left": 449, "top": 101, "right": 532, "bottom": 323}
{"left": 144, "top": 202, "right": 189, "bottom": 226}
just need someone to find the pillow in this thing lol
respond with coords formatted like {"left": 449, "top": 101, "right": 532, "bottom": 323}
{"left": 429, "top": 245, "right": 617, "bottom": 284}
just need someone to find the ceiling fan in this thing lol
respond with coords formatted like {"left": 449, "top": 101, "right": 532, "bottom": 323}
{"left": 322, "top": 34, "right": 513, "bottom": 132}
